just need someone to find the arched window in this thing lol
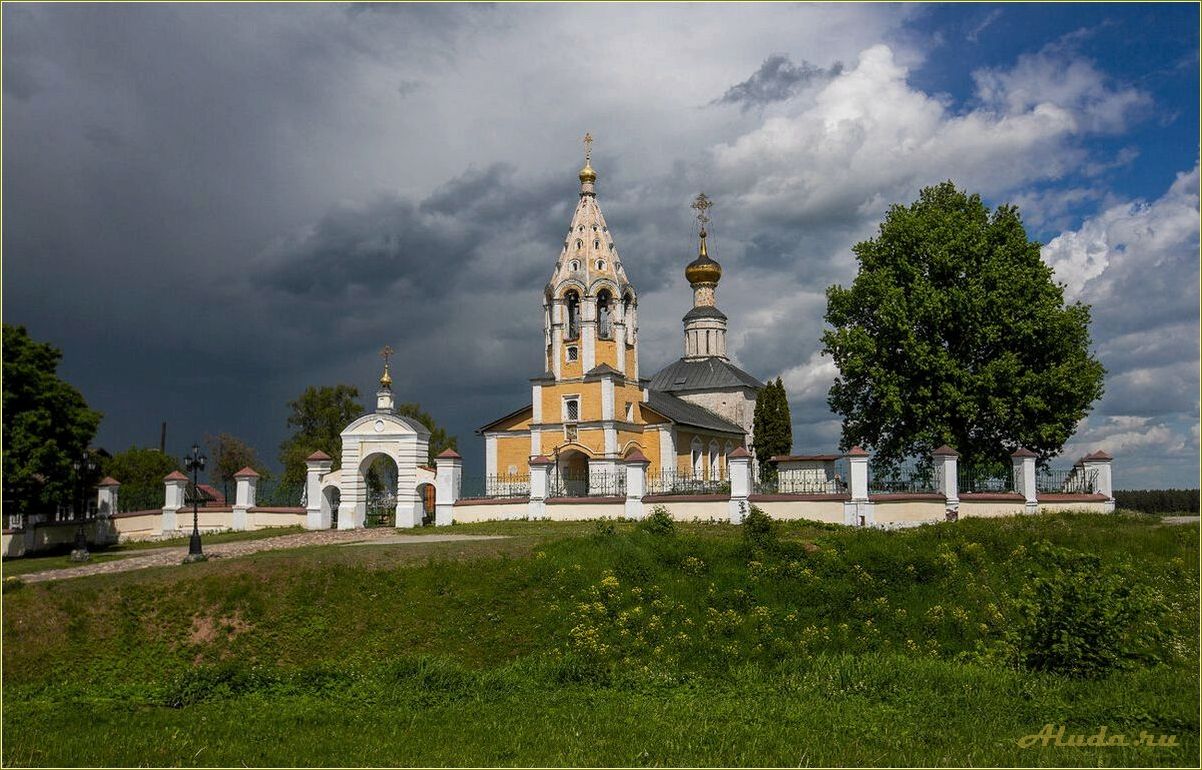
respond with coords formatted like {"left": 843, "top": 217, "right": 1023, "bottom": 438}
{"left": 709, "top": 440, "right": 720, "bottom": 479}
{"left": 576, "top": 239, "right": 583, "bottom": 250}
{"left": 691, "top": 437, "right": 703, "bottom": 475}
{"left": 597, "top": 289, "right": 612, "bottom": 339}
{"left": 594, "top": 240, "right": 600, "bottom": 249}
{"left": 569, "top": 260, "right": 580, "bottom": 271}
{"left": 565, "top": 290, "right": 580, "bottom": 340}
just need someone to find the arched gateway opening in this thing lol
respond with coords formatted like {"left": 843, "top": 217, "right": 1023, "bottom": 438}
{"left": 363, "top": 453, "right": 400, "bottom": 528}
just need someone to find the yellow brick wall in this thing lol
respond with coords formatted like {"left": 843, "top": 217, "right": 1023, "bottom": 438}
{"left": 496, "top": 434, "right": 532, "bottom": 475}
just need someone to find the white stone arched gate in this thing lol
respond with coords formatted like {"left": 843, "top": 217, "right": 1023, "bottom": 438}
{"left": 304, "top": 382, "right": 431, "bottom": 530}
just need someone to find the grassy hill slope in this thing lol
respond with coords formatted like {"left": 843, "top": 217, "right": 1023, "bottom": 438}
{"left": 2, "top": 513, "right": 1197, "bottom": 766}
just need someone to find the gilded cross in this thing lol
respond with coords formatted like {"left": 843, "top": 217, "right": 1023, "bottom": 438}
{"left": 691, "top": 192, "right": 712, "bottom": 232}
{"left": 583, "top": 132, "right": 593, "bottom": 164}
{"left": 380, "top": 345, "right": 394, "bottom": 367}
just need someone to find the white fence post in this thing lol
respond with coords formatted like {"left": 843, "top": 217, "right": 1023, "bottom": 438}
{"left": 843, "top": 446, "right": 874, "bottom": 526}
{"left": 162, "top": 471, "right": 188, "bottom": 535}
{"left": 233, "top": 467, "right": 259, "bottom": 531}
{"left": 932, "top": 445, "right": 959, "bottom": 518}
{"left": 728, "top": 447, "right": 752, "bottom": 524}
{"left": 529, "top": 456, "right": 552, "bottom": 519}
{"left": 434, "top": 449, "right": 463, "bottom": 527}
{"left": 624, "top": 450, "right": 649, "bottom": 520}
{"left": 305, "top": 451, "right": 334, "bottom": 529}
{"left": 97, "top": 476, "right": 120, "bottom": 545}
{"left": 1011, "top": 448, "right": 1038, "bottom": 514}
{"left": 1081, "top": 450, "right": 1115, "bottom": 512}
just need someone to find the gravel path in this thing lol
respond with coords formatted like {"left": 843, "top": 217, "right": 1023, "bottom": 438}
{"left": 13, "top": 529, "right": 509, "bottom": 584}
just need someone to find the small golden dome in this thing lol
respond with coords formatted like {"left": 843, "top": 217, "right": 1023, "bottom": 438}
{"left": 380, "top": 363, "right": 393, "bottom": 389}
{"left": 578, "top": 162, "right": 596, "bottom": 184}
{"left": 685, "top": 230, "right": 722, "bottom": 285}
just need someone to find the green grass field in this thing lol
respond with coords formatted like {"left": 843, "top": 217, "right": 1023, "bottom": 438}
{"left": 2, "top": 512, "right": 1197, "bottom": 766}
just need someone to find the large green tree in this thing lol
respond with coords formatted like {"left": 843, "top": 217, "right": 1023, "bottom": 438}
{"left": 278, "top": 385, "right": 363, "bottom": 485}
{"left": 102, "top": 446, "right": 181, "bottom": 511}
{"left": 752, "top": 377, "right": 793, "bottom": 478}
{"left": 397, "top": 402, "right": 459, "bottom": 465}
{"left": 2, "top": 324, "right": 103, "bottom": 513}
{"left": 205, "top": 432, "right": 270, "bottom": 492}
{"left": 822, "top": 181, "right": 1105, "bottom": 471}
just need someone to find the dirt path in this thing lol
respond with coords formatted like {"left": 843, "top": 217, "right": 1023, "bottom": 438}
{"left": 14, "top": 530, "right": 511, "bottom": 584}
{"left": 1160, "top": 515, "right": 1200, "bottom": 525}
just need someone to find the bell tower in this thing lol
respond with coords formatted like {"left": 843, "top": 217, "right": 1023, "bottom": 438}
{"left": 542, "top": 134, "right": 640, "bottom": 381}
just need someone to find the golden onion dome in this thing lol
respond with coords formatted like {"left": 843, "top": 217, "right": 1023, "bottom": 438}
{"left": 578, "top": 161, "right": 596, "bottom": 184}
{"left": 380, "top": 363, "right": 393, "bottom": 389}
{"left": 685, "top": 230, "right": 722, "bottom": 285}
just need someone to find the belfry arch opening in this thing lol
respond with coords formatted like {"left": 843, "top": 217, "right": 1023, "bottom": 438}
{"left": 597, "top": 289, "right": 613, "bottom": 339}
{"left": 565, "top": 290, "right": 581, "bottom": 340}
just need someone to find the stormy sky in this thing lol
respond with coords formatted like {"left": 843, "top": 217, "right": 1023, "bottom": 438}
{"left": 4, "top": 3, "right": 1198, "bottom": 487}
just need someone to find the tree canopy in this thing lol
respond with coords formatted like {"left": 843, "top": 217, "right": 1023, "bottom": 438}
{"left": 2, "top": 324, "right": 103, "bottom": 513}
{"left": 752, "top": 377, "right": 793, "bottom": 477}
{"left": 822, "top": 181, "right": 1105, "bottom": 471}
{"left": 205, "top": 432, "right": 270, "bottom": 491}
{"left": 278, "top": 385, "right": 363, "bottom": 485}
{"left": 102, "top": 445, "right": 181, "bottom": 511}
{"left": 397, "top": 402, "right": 458, "bottom": 465}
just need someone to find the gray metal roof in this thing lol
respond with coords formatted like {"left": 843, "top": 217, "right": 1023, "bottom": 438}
{"left": 644, "top": 390, "right": 745, "bottom": 434}
{"left": 683, "top": 306, "right": 728, "bottom": 322}
{"left": 648, "top": 357, "right": 765, "bottom": 393}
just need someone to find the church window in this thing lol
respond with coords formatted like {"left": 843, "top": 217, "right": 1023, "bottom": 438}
{"left": 565, "top": 290, "right": 580, "bottom": 339}
{"left": 596, "top": 259, "right": 605, "bottom": 270}
{"left": 597, "top": 290, "right": 612, "bottom": 339}
{"left": 576, "top": 239, "right": 583, "bottom": 250}
{"left": 567, "top": 346, "right": 578, "bottom": 361}
{"left": 609, "top": 243, "right": 615, "bottom": 251}
{"left": 594, "top": 240, "right": 600, "bottom": 249}
{"left": 569, "top": 260, "right": 580, "bottom": 271}
{"left": 564, "top": 397, "right": 580, "bottom": 423}
{"left": 578, "top": 225, "right": 584, "bottom": 232}
{"left": 691, "top": 437, "right": 703, "bottom": 475}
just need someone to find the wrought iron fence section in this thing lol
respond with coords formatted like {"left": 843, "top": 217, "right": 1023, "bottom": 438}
{"left": 957, "top": 467, "right": 1017, "bottom": 493}
{"left": 1036, "top": 467, "right": 1098, "bottom": 494}
{"left": 868, "top": 462, "right": 938, "bottom": 494}
{"left": 646, "top": 469, "right": 728, "bottom": 496}
{"left": 255, "top": 480, "right": 305, "bottom": 507}
{"left": 365, "top": 492, "right": 396, "bottom": 528}
{"left": 117, "top": 485, "right": 165, "bottom": 513}
{"left": 550, "top": 471, "right": 627, "bottom": 498}
{"left": 459, "top": 474, "right": 531, "bottom": 500}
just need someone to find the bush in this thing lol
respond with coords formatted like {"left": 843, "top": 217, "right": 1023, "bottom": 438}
{"left": 742, "top": 504, "right": 777, "bottom": 551}
{"left": 1015, "top": 542, "right": 1165, "bottom": 678}
{"left": 1113, "top": 489, "right": 1199, "bottom": 514}
{"left": 637, "top": 505, "right": 675, "bottom": 537}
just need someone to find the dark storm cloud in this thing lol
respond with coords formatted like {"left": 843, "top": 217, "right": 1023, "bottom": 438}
{"left": 714, "top": 54, "right": 843, "bottom": 110}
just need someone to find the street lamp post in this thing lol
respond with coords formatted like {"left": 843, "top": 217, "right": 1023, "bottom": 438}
{"left": 183, "top": 443, "right": 207, "bottom": 563}
{"left": 70, "top": 450, "right": 97, "bottom": 562}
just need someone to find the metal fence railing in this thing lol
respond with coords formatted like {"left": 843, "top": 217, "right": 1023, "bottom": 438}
{"left": 459, "top": 474, "right": 531, "bottom": 500}
{"left": 957, "top": 467, "right": 1017, "bottom": 494}
{"left": 118, "top": 485, "right": 165, "bottom": 513}
{"left": 646, "top": 468, "right": 728, "bottom": 496}
{"left": 754, "top": 458, "right": 848, "bottom": 495}
{"left": 1037, "top": 467, "right": 1098, "bottom": 495}
{"left": 550, "top": 471, "right": 626, "bottom": 498}
{"left": 254, "top": 480, "right": 305, "bottom": 507}
{"left": 868, "top": 462, "right": 938, "bottom": 494}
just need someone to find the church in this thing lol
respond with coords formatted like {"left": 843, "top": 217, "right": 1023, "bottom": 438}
{"left": 477, "top": 138, "right": 764, "bottom": 493}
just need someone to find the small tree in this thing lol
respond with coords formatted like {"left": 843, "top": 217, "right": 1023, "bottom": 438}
{"left": 752, "top": 378, "right": 792, "bottom": 479}
{"left": 278, "top": 385, "right": 363, "bottom": 486}
{"left": 823, "top": 181, "right": 1105, "bottom": 471}
{"left": 204, "top": 433, "right": 270, "bottom": 493}
{"left": 103, "top": 446, "right": 182, "bottom": 511}
{"left": 396, "top": 402, "right": 459, "bottom": 465}
{"left": 2, "top": 324, "right": 103, "bottom": 513}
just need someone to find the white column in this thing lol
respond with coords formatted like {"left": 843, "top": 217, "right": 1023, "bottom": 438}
{"left": 582, "top": 297, "right": 597, "bottom": 371}
{"left": 932, "top": 445, "right": 959, "bottom": 516}
{"left": 486, "top": 435, "right": 498, "bottom": 477}
{"left": 233, "top": 467, "right": 259, "bottom": 531}
{"left": 1012, "top": 448, "right": 1039, "bottom": 514}
{"left": 434, "top": 449, "right": 462, "bottom": 526}
{"left": 551, "top": 301, "right": 563, "bottom": 379}
{"left": 601, "top": 377, "right": 614, "bottom": 420}
{"left": 305, "top": 452, "right": 334, "bottom": 529}
{"left": 727, "top": 447, "right": 752, "bottom": 524}
{"left": 162, "top": 471, "right": 187, "bottom": 534}
{"left": 532, "top": 384, "right": 543, "bottom": 421}
{"left": 1082, "top": 451, "right": 1115, "bottom": 512}
{"left": 659, "top": 427, "right": 676, "bottom": 473}
{"left": 624, "top": 451, "right": 649, "bottom": 519}
{"left": 529, "top": 457, "right": 552, "bottom": 519}
{"left": 614, "top": 323, "right": 627, "bottom": 374}
{"left": 843, "top": 446, "right": 874, "bottom": 527}
{"left": 96, "top": 477, "right": 120, "bottom": 545}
